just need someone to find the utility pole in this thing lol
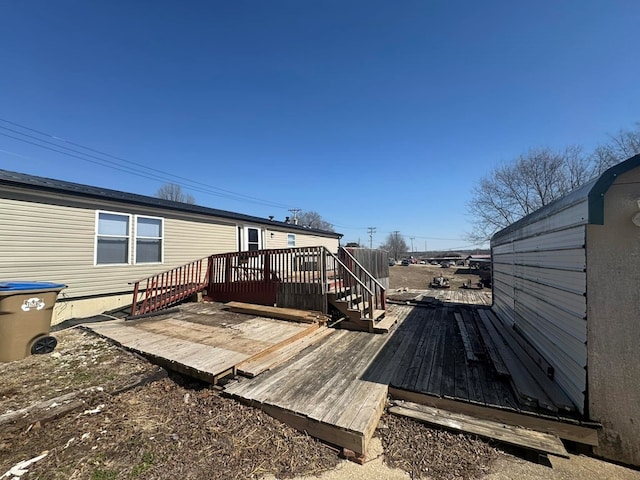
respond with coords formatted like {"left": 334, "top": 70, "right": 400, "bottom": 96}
{"left": 367, "top": 227, "right": 376, "bottom": 249}
{"left": 288, "top": 208, "right": 301, "bottom": 225}
{"left": 410, "top": 237, "right": 415, "bottom": 253}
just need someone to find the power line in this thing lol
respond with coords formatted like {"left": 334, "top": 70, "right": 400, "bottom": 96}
{"left": 0, "top": 119, "right": 292, "bottom": 210}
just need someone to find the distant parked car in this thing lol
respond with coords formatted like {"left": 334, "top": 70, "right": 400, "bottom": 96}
{"left": 430, "top": 261, "right": 439, "bottom": 265}
{"left": 388, "top": 259, "right": 396, "bottom": 266}
{"left": 440, "top": 261, "right": 451, "bottom": 268}
{"left": 401, "top": 259, "right": 410, "bottom": 266}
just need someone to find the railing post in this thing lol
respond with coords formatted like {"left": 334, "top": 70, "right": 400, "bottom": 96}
{"left": 131, "top": 282, "right": 140, "bottom": 316}
{"left": 206, "top": 256, "right": 213, "bottom": 293}
{"left": 321, "top": 248, "right": 328, "bottom": 295}
{"left": 263, "top": 251, "right": 271, "bottom": 281}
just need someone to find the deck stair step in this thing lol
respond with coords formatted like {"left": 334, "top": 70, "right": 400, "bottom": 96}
{"left": 373, "top": 312, "right": 396, "bottom": 333}
{"left": 329, "top": 293, "right": 362, "bottom": 304}
{"left": 347, "top": 301, "right": 369, "bottom": 315}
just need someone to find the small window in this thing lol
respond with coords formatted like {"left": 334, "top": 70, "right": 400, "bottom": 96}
{"left": 287, "top": 234, "right": 296, "bottom": 247}
{"left": 135, "top": 216, "right": 163, "bottom": 264}
{"left": 247, "top": 227, "right": 260, "bottom": 251}
{"left": 96, "top": 212, "right": 130, "bottom": 265}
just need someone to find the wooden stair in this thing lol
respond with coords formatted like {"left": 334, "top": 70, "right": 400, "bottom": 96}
{"left": 328, "top": 290, "right": 387, "bottom": 333}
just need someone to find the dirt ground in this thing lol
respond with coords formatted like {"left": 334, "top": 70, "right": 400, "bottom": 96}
{"left": 2, "top": 318, "right": 640, "bottom": 479}
{"left": 1, "top": 328, "right": 501, "bottom": 480}
{"left": 389, "top": 263, "right": 484, "bottom": 291}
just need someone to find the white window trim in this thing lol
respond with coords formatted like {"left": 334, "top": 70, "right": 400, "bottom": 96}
{"left": 94, "top": 210, "right": 132, "bottom": 266}
{"left": 133, "top": 215, "right": 164, "bottom": 265}
{"left": 287, "top": 233, "right": 296, "bottom": 247}
{"left": 243, "top": 226, "right": 263, "bottom": 251}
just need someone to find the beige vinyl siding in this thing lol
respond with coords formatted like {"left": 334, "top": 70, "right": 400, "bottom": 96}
{"left": 265, "top": 229, "right": 339, "bottom": 252}
{"left": 0, "top": 197, "right": 236, "bottom": 300}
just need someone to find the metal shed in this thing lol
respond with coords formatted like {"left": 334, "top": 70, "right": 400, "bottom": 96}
{"left": 491, "top": 153, "right": 640, "bottom": 466}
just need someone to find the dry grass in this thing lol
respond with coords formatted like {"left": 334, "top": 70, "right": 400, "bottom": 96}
{"left": 379, "top": 413, "right": 500, "bottom": 480}
{"left": 1, "top": 374, "right": 340, "bottom": 480}
{"left": 2, "top": 325, "right": 500, "bottom": 480}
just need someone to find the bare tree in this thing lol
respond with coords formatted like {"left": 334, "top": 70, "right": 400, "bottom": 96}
{"left": 380, "top": 232, "right": 408, "bottom": 261}
{"left": 467, "top": 123, "right": 640, "bottom": 243}
{"left": 591, "top": 123, "right": 640, "bottom": 174}
{"left": 467, "top": 146, "right": 591, "bottom": 242}
{"left": 297, "top": 211, "right": 334, "bottom": 231}
{"left": 156, "top": 183, "right": 195, "bottom": 204}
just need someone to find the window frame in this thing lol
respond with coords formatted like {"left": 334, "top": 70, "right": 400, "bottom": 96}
{"left": 134, "top": 215, "right": 164, "bottom": 265}
{"left": 244, "top": 226, "right": 262, "bottom": 251}
{"left": 287, "top": 233, "right": 296, "bottom": 247}
{"left": 94, "top": 210, "right": 132, "bottom": 266}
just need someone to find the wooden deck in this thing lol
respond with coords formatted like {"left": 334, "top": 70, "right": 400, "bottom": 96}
{"left": 224, "top": 329, "right": 392, "bottom": 455}
{"left": 84, "top": 302, "right": 327, "bottom": 383}
{"left": 84, "top": 293, "right": 599, "bottom": 457}
{"left": 361, "top": 303, "right": 600, "bottom": 446}
{"left": 388, "top": 288, "right": 493, "bottom": 306}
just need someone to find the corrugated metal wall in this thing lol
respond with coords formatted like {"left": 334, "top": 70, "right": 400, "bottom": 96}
{"left": 491, "top": 199, "right": 589, "bottom": 412}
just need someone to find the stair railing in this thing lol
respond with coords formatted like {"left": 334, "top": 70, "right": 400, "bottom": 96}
{"left": 337, "top": 247, "right": 386, "bottom": 311}
{"left": 130, "top": 256, "right": 209, "bottom": 316}
{"left": 324, "top": 248, "right": 375, "bottom": 319}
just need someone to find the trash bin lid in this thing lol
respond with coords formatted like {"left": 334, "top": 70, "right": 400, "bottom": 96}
{"left": 0, "top": 281, "right": 67, "bottom": 291}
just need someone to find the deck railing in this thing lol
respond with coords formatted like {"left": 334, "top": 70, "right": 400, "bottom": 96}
{"left": 130, "top": 257, "right": 209, "bottom": 316}
{"left": 130, "top": 246, "right": 386, "bottom": 318}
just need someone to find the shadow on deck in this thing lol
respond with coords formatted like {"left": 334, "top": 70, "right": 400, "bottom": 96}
{"left": 361, "top": 302, "right": 599, "bottom": 447}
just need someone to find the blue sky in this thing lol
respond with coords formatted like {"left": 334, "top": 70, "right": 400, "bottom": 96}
{"left": 1, "top": 1, "right": 639, "bottom": 250}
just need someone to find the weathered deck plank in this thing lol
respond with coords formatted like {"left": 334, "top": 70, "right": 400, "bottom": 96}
{"left": 224, "top": 324, "right": 398, "bottom": 455}
{"left": 389, "top": 388, "right": 599, "bottom": 446}
{"left": 390, "top": 401, "right": 569, "bottom": 458}
{"left": 238, "top": 326, "right": 335, "bottom": 377}
{"left": 85, "top": 303, "right": 319, "bottom": 385}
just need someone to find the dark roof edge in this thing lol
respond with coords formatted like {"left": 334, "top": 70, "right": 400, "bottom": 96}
{"left": 491, "top": 153, "right": 640, "bottom": 244}
{"left": 0, "top": 169, "right": 342, "bottom": 239}
{"left": 587, "top": 153, "right": 640, "bottom": 225}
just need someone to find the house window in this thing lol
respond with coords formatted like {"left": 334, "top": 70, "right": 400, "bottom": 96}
{"left": 288, "top": 234, "right": 296, "bottom": 247}
{"left": 96, "top": 212, "right": 130, "bottom": 265}
{"left": 246, "top": 227, "right": 261, "bottom": 251}
{"left": 135, "top": 216, "right": 163, "bottom": 263}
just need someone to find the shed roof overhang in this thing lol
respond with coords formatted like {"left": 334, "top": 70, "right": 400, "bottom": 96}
{"left": 492, "top": 153, "right": 640, "bottom": 244}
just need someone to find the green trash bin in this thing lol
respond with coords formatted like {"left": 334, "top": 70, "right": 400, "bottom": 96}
{"left": 0, "top": 281, "right": 66, "bottom": 363}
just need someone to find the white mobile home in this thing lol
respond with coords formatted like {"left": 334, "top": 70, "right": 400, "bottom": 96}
{"left": 491, "top": 154, "right": 640, "bottom": 466}
{"left": 0, "top": 170, "right": 340, "bottom": 324}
